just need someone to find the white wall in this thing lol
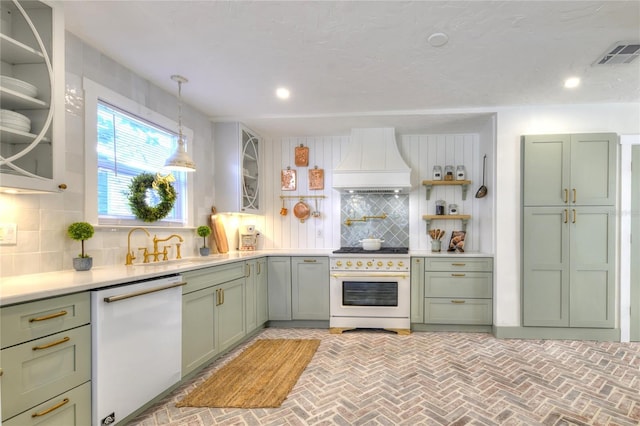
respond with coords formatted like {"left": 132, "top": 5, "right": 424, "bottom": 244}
{"left": 493, "top": 103, "right": 640, "bottom": 328}
{"left": 250, "top": 132, "right": 492, "bottom": 253}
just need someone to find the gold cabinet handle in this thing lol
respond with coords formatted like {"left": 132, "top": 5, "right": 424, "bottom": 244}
{"left": 564, "top": 188, "right": 568, "bottom": 204}
{"left": 221, "top": 289, "right": 224, "bottom": 305}
{"left": 572, "top": 209, "right": 576, "bottom": 224}
{"left": 573, "top": 188, "right": 577, "bottom": 204}
{"left": 451, "top": 300, "right": 466, "bottom": 304}
{"left": 451, "top": 273, "right": 466, "bottom": 277}
{"left": 451, "top": 263, "right": 466, "bottom": 266}
{"left": 29, "top": 310, "right": 68, "bottom": 322}
{"left": 0, "top": 368, "right": 3, "bottom": 377}
{"left": 216, "top": 289, "right": 221, "bottom": 306}
{"left": 564, "top": 209, "right": 568, "bottom": 224}
{"left": 245, "top": 263, "right": 251, "bottom": 278}
{"left": 33, "top": 336, "right": 70, "bottom": 351}
{"left": 32, "top": 398, "right": 70, "bottom": 418}
{"left": 257, "top": 262, "right": 261, "bottom": 275}
{"left": 303, "top": 259, "right": 317, "bottom": 263}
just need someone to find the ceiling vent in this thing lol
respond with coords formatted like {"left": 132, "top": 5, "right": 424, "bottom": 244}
{"left": 594, "top": 42, "right": 640, "bottom": 65}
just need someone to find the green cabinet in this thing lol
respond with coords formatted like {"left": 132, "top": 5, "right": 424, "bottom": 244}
{"left": 522, "top": 133, "right": 617, "bottom": 329}
{"left": 423, "top": 257, "right": 493, "bottom": 325}
{"left": 267, "top": 257, "right": 292, "bottom": 320}
{"left": 181, "top": 262, "right": 246, "bottom": 377}
{"left": 245, "top": 258, "right": 268, "bottom": 332}
{"left": 291, "top": 257, "right": 329, "bottom": 320}
{"left": 410, "top": 258, "right": 425, "bottom": 323}
{"left": 523, "top": 133, "right": 617, "bottom": 206}
{"left": 523, "top": 206, "right": 615, "bottom": 327}
{"left": 1, "top": 293, "right": 91, "bottom": 424}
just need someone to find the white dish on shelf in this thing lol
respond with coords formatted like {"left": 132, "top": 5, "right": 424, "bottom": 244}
{"left": 0, "top": 75, "right": 38, "bottom": 98}
{"left": 0, "top": 109, "right": 31, "bottom": 132}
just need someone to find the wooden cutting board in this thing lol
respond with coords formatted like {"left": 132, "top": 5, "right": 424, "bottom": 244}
{"left": 210, "top": 207, "right": 229, "bottom": 254}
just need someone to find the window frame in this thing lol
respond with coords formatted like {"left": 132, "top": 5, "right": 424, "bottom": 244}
{"left": 83, "top": 78, "right": 194, "bottom": 228}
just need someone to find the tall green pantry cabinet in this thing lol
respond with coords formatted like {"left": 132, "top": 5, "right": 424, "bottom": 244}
{"left": 522, "top": 133, "right": 617, "bottom": 329}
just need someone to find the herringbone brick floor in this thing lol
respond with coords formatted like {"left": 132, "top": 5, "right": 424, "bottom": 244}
{"left": 130, "top": 328, "right": 640, "bottom": 426}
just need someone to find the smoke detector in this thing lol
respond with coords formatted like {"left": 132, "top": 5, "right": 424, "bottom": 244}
{"left": 594, "top": 41, "right": 640, "bottom": 65}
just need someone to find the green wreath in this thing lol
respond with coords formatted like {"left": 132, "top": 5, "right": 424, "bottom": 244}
{"left": 127, "top": 173, "right": 177, "bottom": 222}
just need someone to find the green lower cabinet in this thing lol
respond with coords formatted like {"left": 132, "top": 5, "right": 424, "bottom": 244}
{"left": 267, "top": 257, "right": 292, "bottom": 320}
{"left": 256, "top": 258, "right": 268, "bottom": 326}
{"left": 424, "top": 298, "right": 492, "bottom": 325}
{"left": 216, "top": 278, "right": 246, "bottom": 352}
{"left": 3, "top": 382, "right": 91, "bottom": 426}
{"left": 523, "top": 206, "right": 615, "bottom": 328}
{"left": 421, "top": 257, "right": 493, "bottom": 326}
{"left": 291, "top": 257, "right": 329, "bottom": 320}
{"left": 1, "top": 325, "right": 91, "bottom": 421}
{"left": 181, "top": 263, "right": 247, "bottom": 377}
{"left": 182, "top": 286, "right": 217, "bottom": 376}
{"left": 410, "top": 258, "right": 425, "bottom": 323}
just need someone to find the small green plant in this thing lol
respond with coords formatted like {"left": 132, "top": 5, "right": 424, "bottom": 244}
{"left": 197, "top": 225, "right": 212, "bottom": 248}
{"left": 67, "top": 222, "right": 95, "bottom": 258}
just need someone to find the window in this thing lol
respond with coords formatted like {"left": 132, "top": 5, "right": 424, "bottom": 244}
{"left": 84, "top": 78, "right": 193, "bottom": 227}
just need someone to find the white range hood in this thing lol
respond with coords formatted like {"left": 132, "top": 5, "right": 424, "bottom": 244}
{"left": 332, "top": 127, "right": 412, "bottom": 193}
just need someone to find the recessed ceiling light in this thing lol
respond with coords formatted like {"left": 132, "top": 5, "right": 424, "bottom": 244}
{"left": 564, "top": 77, "right": 580, "bottom": 88}
{"left": 427, "top": 32, "right": 449, "bottom": 47}
{"left": 276, "top": 87, "right": 290, "bottom": 99}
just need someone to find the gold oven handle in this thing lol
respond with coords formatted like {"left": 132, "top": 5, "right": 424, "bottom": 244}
{"left": 331, "top": 273, "right": 408, "bottom": 279}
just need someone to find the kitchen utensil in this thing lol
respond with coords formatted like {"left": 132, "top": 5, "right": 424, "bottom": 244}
{"left": 360, "top": 238, "right": 384, "bottom": 251}
{"left": 475, "top": 155, "right": 488, "bottom": 198}
{"left": 210, "top": 207, "right": 229, "bottom": 254}
{"left": 280, "top": 198, "right": 288, "bottom": 216}
{"left": 293, "top": 200, "right": 310, "bottom": 223}
{"left": 312, "top": 198, "right": 320, "bottom": 218}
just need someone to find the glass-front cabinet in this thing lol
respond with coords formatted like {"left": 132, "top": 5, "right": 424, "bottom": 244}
{"left": 214, "top": 122, "right": 262, "bottom": 214}
{"left": 0, "top": 0, "right": 65, "bottom": 193}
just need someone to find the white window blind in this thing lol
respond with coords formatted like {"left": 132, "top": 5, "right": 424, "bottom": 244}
{"left": 96, "top": 100, "right": 187, "bottom": 225}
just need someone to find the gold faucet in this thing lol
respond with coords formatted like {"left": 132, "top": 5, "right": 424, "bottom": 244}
{"left": 152, "top": 234, "right": 184, "bottom": 261}
{"left": 125, "top": 227, "right": 151, "bottom": 265}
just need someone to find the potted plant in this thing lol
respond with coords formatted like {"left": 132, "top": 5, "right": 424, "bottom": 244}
{"left": 197, "top": 225, "right": 212, "bottom": 256}
{"left": 67, "top": 222, "right": 95, "bottom": 271}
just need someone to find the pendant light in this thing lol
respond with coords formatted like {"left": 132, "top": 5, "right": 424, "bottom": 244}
{"left": 164, "top": 75, "right": 196, "bottom": 172}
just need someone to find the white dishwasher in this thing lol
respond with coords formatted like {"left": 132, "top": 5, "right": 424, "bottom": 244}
{"left": 91, "top": 274, "right": 184, "bottom": 426}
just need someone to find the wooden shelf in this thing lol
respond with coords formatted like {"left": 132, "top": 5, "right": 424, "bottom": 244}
{"left": 423, "top": 214, "right": 471, "bottom": 232}
{"left": 422, "top": 180, "right": 471, "bottom": 200}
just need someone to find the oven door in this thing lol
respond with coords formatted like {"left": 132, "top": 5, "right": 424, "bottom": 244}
{"left": 330, "top": 272, "right": 410, "bottom": 318}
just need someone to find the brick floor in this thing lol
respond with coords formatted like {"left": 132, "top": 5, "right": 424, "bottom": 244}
{"left": 130, "top": 328, "right": 640, "bottom": 425}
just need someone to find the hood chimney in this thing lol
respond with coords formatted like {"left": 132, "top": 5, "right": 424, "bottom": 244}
{"left": 332, "top": 128, "right": 412, "bottom": 193}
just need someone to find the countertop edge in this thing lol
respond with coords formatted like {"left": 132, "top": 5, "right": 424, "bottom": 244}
{"left": 1, "top": 249, "right": 492, "bottom": 306}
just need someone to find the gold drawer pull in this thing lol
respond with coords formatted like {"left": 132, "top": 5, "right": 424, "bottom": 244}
{"left": 451, "top": 273, "right": 466, "bottom": 277}
{"left": 303, "top": 259, "right": 317, "bottom": 263}
{"left": 32, "top": 336, "right": 70, "bottom": 351}
{"left": 32, "top": 398, "right": 70, "bottom": 417}
{"left": 29, "top": 310, "right": 68, "bottom": 322}
{"left": 451, "top": 263, "right": 466, "bottom": 266}
{"left": 451, "top": 300, "right": 466, "bottom": 304}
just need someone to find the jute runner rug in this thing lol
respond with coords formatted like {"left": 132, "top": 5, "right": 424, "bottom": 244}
{"left": 176, "top": 339, "right": 321, "bottom": 408}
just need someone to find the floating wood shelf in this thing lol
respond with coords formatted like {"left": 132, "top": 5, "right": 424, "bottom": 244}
{"left": 422, "top": 180, "right": 471, "bottom": 200}
{"left": 422, "top": 214, "right": 471, "bottom": 232}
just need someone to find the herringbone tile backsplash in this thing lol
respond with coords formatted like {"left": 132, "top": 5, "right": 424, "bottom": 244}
{"left": 340, "top": 194, "right": 410, "bottom": 247}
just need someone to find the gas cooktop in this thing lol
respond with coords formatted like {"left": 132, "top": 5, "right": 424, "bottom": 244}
{"left": 332, "top": 247, "right": 409, "bottom": 254}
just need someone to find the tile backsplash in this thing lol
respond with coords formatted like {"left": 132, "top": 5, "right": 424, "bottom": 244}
{"left": 340, "top": 194, "right": 409, "bottom": 247}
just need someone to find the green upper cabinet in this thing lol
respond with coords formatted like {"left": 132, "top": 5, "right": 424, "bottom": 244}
{"left": 523, "top": 133, "right": 617, "bottom": 206}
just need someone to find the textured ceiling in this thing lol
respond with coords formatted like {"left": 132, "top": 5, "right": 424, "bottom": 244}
{"left": 62, "top": 1, "right": 640, "bottom": 136}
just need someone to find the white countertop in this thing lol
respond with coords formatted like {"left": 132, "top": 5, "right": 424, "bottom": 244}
{"left": 0, "top": 248, "right": 491, "bottom": 306}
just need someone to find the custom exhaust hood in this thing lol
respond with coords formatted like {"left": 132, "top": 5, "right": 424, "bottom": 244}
{"left": 332, "top": 128, "right": 412, "bottom": 193}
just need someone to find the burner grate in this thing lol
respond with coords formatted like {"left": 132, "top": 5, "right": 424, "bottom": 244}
{"left": 332, "top": 247, "right": 409, "bottom": 254}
